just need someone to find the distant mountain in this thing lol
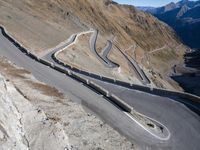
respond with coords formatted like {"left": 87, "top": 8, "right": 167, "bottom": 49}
{"left": 138, "top": 2, "right": 179, "bottom": 14}
{"left": 136, "top": 6, "right": 156, "bottom": 12}
{"left": 138, "top": 0, "right": 200, "bottom": 49}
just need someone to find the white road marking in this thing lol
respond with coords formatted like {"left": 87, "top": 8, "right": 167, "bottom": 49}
{"left": 124, "top": 111, "right": 171, "bottom": 141}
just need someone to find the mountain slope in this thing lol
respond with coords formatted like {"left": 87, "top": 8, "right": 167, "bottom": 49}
{"left": 0, "top": 0, "right": 186, "bottom": 89}
{"left": 140, "top": 0, "right": 200, "bottom": 49}
{"left": 139, "top": 0, "right": 200, "bottom": 95}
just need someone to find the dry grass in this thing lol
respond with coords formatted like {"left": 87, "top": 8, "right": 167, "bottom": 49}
{"left": 0, "top": 57, "right": 30, "bottom": 77}
{"left": 0, "top": 0, "right": 83, "bottom": 55}
{"left": 26, "top": 81, "right": 64, "bottom": 99}
{"left": 0, "top": 57, "right": 64, "bottom": 99}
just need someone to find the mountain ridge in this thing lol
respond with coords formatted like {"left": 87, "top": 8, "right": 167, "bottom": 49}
{"left": 138, "top": 0, "right": 200, "bottom": 49}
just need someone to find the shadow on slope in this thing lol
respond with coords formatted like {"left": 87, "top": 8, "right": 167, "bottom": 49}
{"left": 172, "top": 50, "right": 200, "bottom": 96}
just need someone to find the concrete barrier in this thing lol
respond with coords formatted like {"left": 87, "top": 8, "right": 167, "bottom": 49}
{"left": 64, "top": 63, "right": 71, "bottom": 69}
{"left": 71, "top": 73, "right": 89, "bottom": 84}
{"left": 115, "top": 80, "right": 131, "bottom": 88}
{"left": 90, "top": 73, "right": 103, "bottom": 80}
{"left": 152, "top": 88, "right": 167, "bottom": 96}
{"left": 152, "top": 88, "right": 200, "bottom": 106}
{"left": 29, "top": 53, "right": 38, "bottom": 60}
{"left": 102, "top": 76, "right": 115, "bottom": 83}
{"left": 67, "top": 70, "right": 72, "bottom": 76}
{"left": 51, "top": 54, "right": 57, "bottom": 61}
{"left": 169, "top": 90, "right": 200, "bottom": 103}
{"left": 21, "top": 47, "right": 28, "bottom": 54}
{"left": 114, "top": 80, "right": 152, "bottom": 93}
{"left": 53, "top": 65, "right": 67, "bottom": 74}
{"left": 0, "top": 26, "right": 29, "bottom": 54}
{"left": 50, "top": 62, "right": 54, "bottom": 68}
{"left": 109, "top": 94, "right": 132, "bottom": 113}
{"left": 89, "top": 81, "right": 110, "bottom": 96}
{"left": 71, "top": 67, "right": 80, "bottom": 72}
{"left": 60, "top": 61, "right": 65, "bottom": 66}
{"left": 39, "top": 59, "right": 52, "bottom": 66}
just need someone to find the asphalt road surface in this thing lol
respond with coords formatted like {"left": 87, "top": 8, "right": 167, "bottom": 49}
{"left": 114, "top": 44, "right": 150, "bottom": 85}
{"left": 0, "top": 28, "right": 200, "bottom": 150}
{"left": 49, "top": 29, "right": 149, "bottom": 85}
{"left": 42, "top": 34, "right": 77, "bottom": 62}
{"left": 101, "top": 40, "right": 119, "bottom": 68}
{"left": 89, "top": 30, "right": 119, "bottom": 68}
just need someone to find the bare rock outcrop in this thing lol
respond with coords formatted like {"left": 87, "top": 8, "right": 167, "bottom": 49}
{"left": 0, "top": 74, "right": 71, "bottom": 150}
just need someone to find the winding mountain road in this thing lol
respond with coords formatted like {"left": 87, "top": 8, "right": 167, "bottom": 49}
{"left": 49, "top": 29, "right": 150, "bottom": 85}
{"left": 114, "top": 44, "right": 151, "bottom": 85}
{"left": 89, "top": 30, "right": 119, "bottom": 68}
{"left": 101, "top": 40, "right": 119, "bottom": 68}
{"left": 43, "top": 34, "right": 77, "bottom": 62}
{"left": 0, "top": 27, "right": 200, "bottom": 150}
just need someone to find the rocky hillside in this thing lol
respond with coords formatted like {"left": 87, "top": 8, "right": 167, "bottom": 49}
{"left": 0, "top": 0, "right": 186, "bottom": 89}
{"left": 62, "top": 0, "right": 180, "bottom": 50}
